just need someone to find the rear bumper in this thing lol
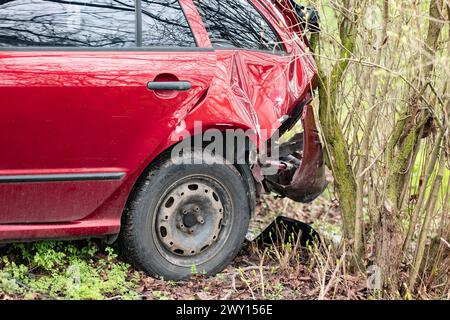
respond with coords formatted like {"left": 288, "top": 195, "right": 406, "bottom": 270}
{"left": 263, "top": 103, "right": 328, "bottom": 203}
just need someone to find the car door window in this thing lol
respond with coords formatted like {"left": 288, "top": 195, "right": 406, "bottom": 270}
{"left": 140, "top": 0, "right": 196, "bottom": 47}
{"left": 0, "top": 0, "right": 136, "bottom": 48}
{"left": 193, "top": 0, "right": 283, "bottom": 52}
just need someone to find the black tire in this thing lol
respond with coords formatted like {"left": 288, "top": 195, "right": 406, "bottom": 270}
{"left": 119, "top": 150, "right": 251, "bottom": 280}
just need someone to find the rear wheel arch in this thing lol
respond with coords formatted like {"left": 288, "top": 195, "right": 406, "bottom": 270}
{"left": 124, "top": 129, "right": 258, "bottom": 221}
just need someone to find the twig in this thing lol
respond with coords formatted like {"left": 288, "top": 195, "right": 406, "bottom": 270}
{"left": 440, "top": 238, "right": 450, "bottom": 249}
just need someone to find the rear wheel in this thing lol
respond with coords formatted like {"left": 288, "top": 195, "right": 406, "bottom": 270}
{"left": 119, "top": 150, "right": 250, "bottom": 280}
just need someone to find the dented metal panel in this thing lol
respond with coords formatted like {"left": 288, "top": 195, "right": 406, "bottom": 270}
{"left": 265, "top": 104, "right": 328, "bottom": 203}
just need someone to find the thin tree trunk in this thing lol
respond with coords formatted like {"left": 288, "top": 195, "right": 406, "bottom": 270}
{"left": 355, "top": 0, "right": 389, "bottom": 265}
{"left": 409, "top": 147, "right": 447, "bottom": 290}
{"left": 312, "top": 0, "right": 359, "bottom": 244}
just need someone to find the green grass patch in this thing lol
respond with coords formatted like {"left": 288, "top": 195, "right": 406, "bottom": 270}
{"left": 0, "top": 241, "right": 140, "bottom": 300}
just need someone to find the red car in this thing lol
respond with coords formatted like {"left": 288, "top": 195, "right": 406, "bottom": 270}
{"left": 0, "top": 0, "right": 326, "bottom": 279}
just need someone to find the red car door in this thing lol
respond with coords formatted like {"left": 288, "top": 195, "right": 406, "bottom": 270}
{"left": 0, "top": 0, "right": 216, "bottom": 223}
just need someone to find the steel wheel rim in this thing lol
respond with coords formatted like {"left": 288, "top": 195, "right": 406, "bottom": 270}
{"left": 152, "top": 175, "right": 233, "bottom": 267}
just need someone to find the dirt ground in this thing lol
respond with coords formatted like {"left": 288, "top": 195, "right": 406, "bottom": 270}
{"left": 131, "top": 194, "right": 367, "bottom": 300}
{"left": 0, "top": 193, "right": 368, "bottom": 300}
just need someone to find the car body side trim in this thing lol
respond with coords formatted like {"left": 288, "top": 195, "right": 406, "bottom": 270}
{"left": 0, "top": 172, "right": 126, "bottom": 184}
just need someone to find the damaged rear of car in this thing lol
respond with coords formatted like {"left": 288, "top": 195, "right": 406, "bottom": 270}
{"left": 189, "top": 0, "right": 328, "bottom": 204}
{"left": 0, "top": 0, "right": 326, "bottom": 280}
